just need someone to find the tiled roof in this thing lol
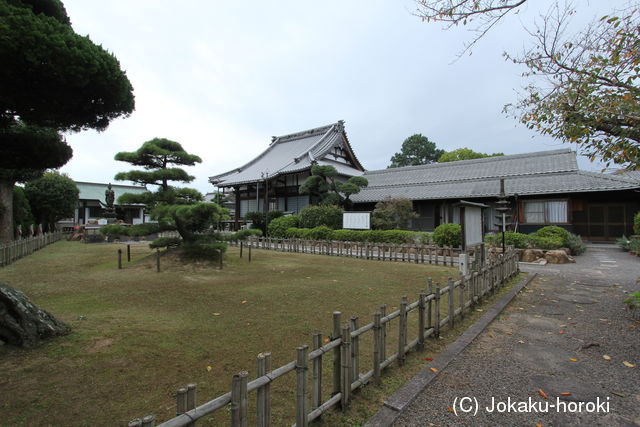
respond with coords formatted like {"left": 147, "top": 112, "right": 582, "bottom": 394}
{"left": 209, "top": 121, "right": 364, "bottom": 186}
{"left": 75, "top": 181, "right": 147, "bottom": 205}
{"left": 614, "top": 170, "right": 640, "bottom": 182}
{"left": 351, "top": 149, "right": 639, "bottom": 203}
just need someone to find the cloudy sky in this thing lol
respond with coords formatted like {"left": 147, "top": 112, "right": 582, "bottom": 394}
{"left": 59, "top": 0, "right": 623, "bottom": 194}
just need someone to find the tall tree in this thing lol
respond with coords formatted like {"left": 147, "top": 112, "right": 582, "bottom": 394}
{"left": 0, "top": 0, "right": 135, "bottom": 242}
{"left": 24, "top": 172, "right": 79, "bottom": 230}
{"left": 388, "top": 134, "right": 444, "bottom": 168}
{"left": 299, "top": 164, "right": 368, "bottom": 209}
{"left": 114, "top": 138, "right": 202, "bottom": 206}
{"left": 438, "top": 148, "right": 504, "bottom": 162}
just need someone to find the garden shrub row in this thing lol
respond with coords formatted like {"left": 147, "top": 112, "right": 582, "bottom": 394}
{"left": 276, "top": 227, "right": 432, "bottom": 244}
{"left": 484, "top": 225, "right": 586, "bottom": 255}
{"left": 100, "top": 223, "right": 161, "bottom": 237}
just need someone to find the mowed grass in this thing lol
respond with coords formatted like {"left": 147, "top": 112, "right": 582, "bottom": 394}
{"left": 0, "top": 241, "right": 459, "bottom": 426}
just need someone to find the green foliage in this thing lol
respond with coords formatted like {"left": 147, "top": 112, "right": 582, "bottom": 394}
{"left": 24, "top": 171, "right": 78, "bottom": 226}
{"left": 630, "top": 237, "right": 640, "bottom": 253}
{"left": 0, "top": 0, "right": 134, "bottom": 132}
{"left": 267, "top": 215, "right": 300, "bottom": 237}
{"left": 388, "top": 134, "right": 444, "bottom": 168}
{"left": 565, "top": 233, "right": 586, "bottom": 255}
{"left": 623, "top": 291, "right": 640, "bottom": 310}
{"left": 12, "top": 186, "right": 34, "bottom": 235}
{"left": 617, "top": 235, "right": 631, "bottom": 251}
{"left": 284, "top": 227, "right": 430, "bottom": 244}
{"left": 438, "top": 148, "right": 504, "bottom": 163}
{"left": 152, "top": 202, "right": 226, "bottom": 242}
{"left": 225, "top": 229, "right": 262, "bottom": 241}
{"left": 99, "top": 225, "right": 130, "bottom": 237}
{"left": 371, "top": 197, "right": 418, "bottom": 230}
{"left": 634, "top": 212, "right": 640, "bottom": 235}
{"left": 180, "top": 239, "right": 227, "bottom": 261}
{"left": 527, "top": 235, "right": 564, "bottom": 250}
{"left": 299, "top": 205, "right": 343, "bottom": 229}
{"left": 127, "top": 222, "right": 161, "bottom": 237}
{"left": 484, "top": 231, "right": 530, "bottom": 249}
{"left": 149, "top": 236, "right": 181, "bottom": 249}
{"left": 299, "top": 164, "right": 367, "bottom": 208}
{"left": 0, "top": 121, "right": 72, "bottom": 171}
{"left": 306, "top": 226, "right": 333, "bottom": 240}
{"left": 433, "top": 223, "right": 462, "bottom": 247}
{"left": 245, "top": 210, "right": 283, "bottom": 234}
{"left": 531, "top": 225, "right": 570, "bottom": 243}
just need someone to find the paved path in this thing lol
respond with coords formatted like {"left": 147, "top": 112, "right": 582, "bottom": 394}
{"left": 393, "top": 246, "right": 640, "bottom": 426}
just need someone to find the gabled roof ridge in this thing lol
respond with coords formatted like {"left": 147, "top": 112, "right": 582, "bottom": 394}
{"left": 576, "top": 170, "right": 640, "bottom": 185}
{"left": 364, "top": 148, "right": 574, "bottom": 176}
{"left": 274, "top": 122, "right": 337, "bottom": 143}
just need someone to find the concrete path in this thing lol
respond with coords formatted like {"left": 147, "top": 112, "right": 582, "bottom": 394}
{"left": 391, "top": 245, "right": 640, "bottom": 426}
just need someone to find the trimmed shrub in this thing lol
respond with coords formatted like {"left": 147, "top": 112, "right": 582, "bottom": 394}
{"left": 433, "top": 223, "right": 461, "bottom": 247}
{"left": 149, "top": 236, "right": 182, "bottom": 248}
{"left": 268, "top": 215, "right": 300, "bottom": 237}
{"left": 245, "top": 210, "right": 284, "bottom": 234}
{"left": 128, "top": 222, "right": 161, "bottom": 237}
{"left": 225, "top": 229, "right": 262, "bottom": 241}
{"left": 180, "top": 241, "right": 227, "bottom": 260}
{"left": 565, "top": 233, "right": 586, "bottom": 255}
{"left": 299, "top": 205, "right": 343, "bottom": 229}
{"left": 484, "top": 231, "right": 529, "bottom": 249}
{"left": 527, "top": 235, "right": 563, "bottom": 250}
{"left": 99, "top": 224, "right": 130, "bottom": 237}
{"left": 634, "top": 212, "right": 640, "bottom": 235}
{"left": 330, "top": 229, "right": 365, "bottom": 242}
{"left": 306, "top": 226, "right": 333, "bottom": 240}
{"left": 417, "top": 232, "right": 432, "bottom": 245}
{"left": 531, "top": 225, "right": 570, "bottom": 243}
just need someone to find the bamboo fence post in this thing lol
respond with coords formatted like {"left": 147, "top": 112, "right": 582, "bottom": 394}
{"left": 176, "top": 387, "right": 187, "bottom": 416}
{"left": 332, "top": 312, "right": 342, "bottom": 397}
{"left": 127, "top": 244, "right": 131, "bottom": 262}
{"left": 373, "top": 312, "right": 382, "bottom": 385}
{"left": 434, "top": 286, "right": 441, "bottom": 337}
{"left": 296, "top": 345, "right": 309, "bottom": 427}
{"left": 380, "top": 304, "right": 387, "bottom": 361}
{"left": 231, "top": 371, "right": 248, "bottom": 427}
{"left": 418, "top": 292, "right": 426, "bottom": 350}
{"left": 248, "top": 243, "right": 252, "bottom": 262}
{"left": 256, "top": 352, "right": 271, "bottom": 427}
{"left": 141, "top": 415, "right": 155, "bottom": 427}
{"left": 398, "top": 296, "right": 408, "bottom": 365}
{"left": 311, "top": 334, "right": 322, "bottom": 412}
{"left": 427, "top": 279, "right": 433, "bottom": 332}
{"left": 340, "top": 324, "right": 351, "bottom": 411}
{"left": 186, "top": 384, "right": 196, "bottom": 427}
{"left": 350, "top": 316, "right": 359, "bottom": 383}
{"left": 459, "top": 277, "right": 466, "bottom": 319}
{"left": 448, "top": 277, "right": 454, "bottom": 329}
{"left": 118, "top": 249, "right": 122, "bottom": 269}
{"left": 240, "top": 241, "right": 243, "bottom": 258}
{"left": 156, "top": 249, "right": 160, "bottom": 273}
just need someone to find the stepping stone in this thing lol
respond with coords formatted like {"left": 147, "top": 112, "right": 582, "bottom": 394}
{"left": 556, "top": 295, "right": 598, "bottom": 304}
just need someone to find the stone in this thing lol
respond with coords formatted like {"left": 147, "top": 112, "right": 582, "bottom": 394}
{"left": 545, "top": 250, "right": 576, "bottom": 264}
{"left": 560, "top": 247, "right": 571, "bottom": 256}
{"left": 0, "top": 283, "right": 70, "bottom": 347}
{"left": 521, "top": 249, "right": 545, "bottom": 262}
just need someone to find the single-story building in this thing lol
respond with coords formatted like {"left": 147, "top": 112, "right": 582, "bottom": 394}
{"left": 209, "top": 121, "right": 640, "bottom": 241}
{"left": 72, "top": 181, "right": 148, "bottom": 225}
{"left": 350, "top": 149, "right": 640, "bottom": 241}
{"left": 209, "top": 120, "right": 365, "bottom": 229}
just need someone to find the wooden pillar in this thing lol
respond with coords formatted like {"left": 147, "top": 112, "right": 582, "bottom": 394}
{"left": 234, "top": 187, "right": 241, "bottom": 231}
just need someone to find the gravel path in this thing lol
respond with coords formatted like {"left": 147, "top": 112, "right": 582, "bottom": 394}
{"left": 393, "top": 245, "right": 640, "bottom": 426}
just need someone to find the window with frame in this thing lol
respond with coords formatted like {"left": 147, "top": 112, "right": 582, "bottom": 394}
{"left": 523, "top": 200, "right": 568, "bottom": 224}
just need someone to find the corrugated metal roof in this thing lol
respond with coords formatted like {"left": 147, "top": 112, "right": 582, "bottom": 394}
{"left": 76, "top": 181, "right": 147, "bottom": 205}
{"left": 209, "top": 121, "right": 364, "bottom": 186}
{"left": 351, "top": 150, "right": 639, "bottom": 203}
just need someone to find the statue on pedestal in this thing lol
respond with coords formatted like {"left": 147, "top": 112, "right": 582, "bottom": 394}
{"left": 103, "top": 183, "right": 117, "bottom": 220}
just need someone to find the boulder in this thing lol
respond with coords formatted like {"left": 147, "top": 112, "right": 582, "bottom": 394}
{"left": 521, "top": 249, "right": 545, "bottom": 263}
{"left": 545, "top": 250, "right": 576, "bottom": 264}
{"left": 0, "top": 283, "right": 70, "bottom": 347}
{"left": 560, "top": 247, "right": 571, "bottom": 256}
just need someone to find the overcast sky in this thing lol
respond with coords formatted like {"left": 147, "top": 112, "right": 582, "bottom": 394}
{"left": 58, "top": 0, "right": 624, "bottom": 193}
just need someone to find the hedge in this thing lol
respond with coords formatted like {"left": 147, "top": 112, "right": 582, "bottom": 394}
{"left": 282, "top": 228, "right": 432, "bottom": 244}
{"left": 299, "top": 205, "right": 343, "bottom": 229}
{"left": 267, "top": 215, "right": 300, "bottom": 237}
{"left": 433, "top": 223, "right": 461, "bottom": 247}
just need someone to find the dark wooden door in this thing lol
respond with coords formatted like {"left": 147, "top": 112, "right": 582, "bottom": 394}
{"left": 588, "top": 204, "right": 626, "bottom": 240}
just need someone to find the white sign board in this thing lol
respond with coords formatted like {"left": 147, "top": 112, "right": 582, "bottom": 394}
{"left": 343, "top": 212, "right": 371, "bottom": 230}
{"left": 464, "top": 207, "right": 483, "bottom": 247}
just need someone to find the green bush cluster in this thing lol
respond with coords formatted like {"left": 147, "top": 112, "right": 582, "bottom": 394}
{"left": 224, "top": 229, "right": 263, "bottom": 241}
{"left": 99, "top": 224, "right": 129, "bottom": 237}
{"left": 282, "top": 227, "right": 430, "bottom": 244}
{"left": 180, "top": 241, "right": 227, "bottom": 260}
{"left": 245, "top": 210, "right": 284, "bottom": 234}
{"left": 484, "top": 225, "right": 586, "bottom": 255}
{"left": 149, "top": 236, "right": 182, "bottom": 249}
{"left": 267, "top": 215, "right": 300, "bottom": 237}
{"left": 100, "top": 223, "right": 161, "bottom": 237}
{"left": 299, "top": 205, "right": 343, "bottom": 229}
{"left": 432, "top": 223, "right": 461, "bottom": 247}
{"left": 634, "top": 212, "right": 640, "bottom": 235}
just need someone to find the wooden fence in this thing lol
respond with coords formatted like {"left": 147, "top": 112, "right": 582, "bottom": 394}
{"left": 0, "top": 231, "right": 65, "bottom": 267}
{"left": 230, "top": 237, "right": 484, "bottom": 268}
{"left": 129, "top": 250, "right": 519, "bottom": 427}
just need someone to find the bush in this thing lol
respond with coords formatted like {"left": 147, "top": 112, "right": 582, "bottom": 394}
{"left": 245, "top": 210, "right": 284, "bottom": 234}
{"left": 417, "top": 232, "right": 432, "bottom": 245}
{"left": 527, "top": 235, "right": 563, "bottom": 250}
{"left": 180, "top": 241, "right": 227, "bottom": 260}
{"left": 149, "top": 236, "right": 182, "bottom": 249}
{"left": 531, "top": 226, "right": 570, "bottom": 243}
{"left": 84, "top": 233, "right": 106, "bottom": 243}
{"left": 330, "top": 229, "right": 365, "bottom": 242}
{"left": 128, "top": 222, "right": 161, "bottom": 237}
{"left": 299, "top": 205, "right": 343, "bottom": 229}
{"left": 433, "top": 223, "right": 461, "bottom": 247}
{"left": 371, "top": 197, "right": 418, "bottom": 230}
{"left": 634, "top": 212, "right": 640, "bottom": 235}
{"left": 225, "top": 229, "right": 262, "bottom": 241}
{"left": 618, "top": 235, "right": 631, "bottom": 251}
{"left": 100, "top": 224, "right": 130, "bottom": 237}
{"left": 267, "top": 215, "right": 300, "bottom": 237}
{"left": 565, "top": 233, "right": 586, "bottom": 255}
{"left": 484, "top": 231, "right": 529, "bottom": 249}
{"left": 306, "top": 226, "right": 333, "bottom": 240}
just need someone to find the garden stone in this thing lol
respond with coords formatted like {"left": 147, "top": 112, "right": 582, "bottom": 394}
{"left": 521, "top": 249, "right": 544, "bottom": 262}
{"left": 0, "top": 283, "right": 70, "bottom": 347}
{"left": 545, "top": 250, "right": 575, "bottom": 264}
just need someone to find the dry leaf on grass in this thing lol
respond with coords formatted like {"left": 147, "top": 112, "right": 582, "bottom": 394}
{"left": 518, "top": 340, "right": 525, "bottom": 344}
{"left": 323, "top": 337, "right": 330, "bottom": 344}
{"left": 623, "top": 361, "right": 635, "bottom": 368}
{"left": 241, "top": 300, "right": 247, "bottom": 304}
{"left": 603, "top": 355, "right": 612, "bottom": 361}
{"left": 206, "top": 366, "right": 212, "bottom": 372}
{"left": 569, "top": 358, "right": 578, "bottom": 362}
{"left": 537, "top": 389, "right": 548, "bottom": 399}
{"left": 429, "top": 367, "right": 439, "bottom": 373}
{"left": 213, "top": 312, "right": 221, "bottom": 316}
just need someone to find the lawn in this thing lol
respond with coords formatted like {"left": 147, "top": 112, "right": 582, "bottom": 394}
{"left": 0, "top": 240, "right": 463, "bottom": 425}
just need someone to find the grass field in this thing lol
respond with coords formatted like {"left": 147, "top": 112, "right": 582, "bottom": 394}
{"left": 0, "top": 240, "right": 474, "bottom": 425}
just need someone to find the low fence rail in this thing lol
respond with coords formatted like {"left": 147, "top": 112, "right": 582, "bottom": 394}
{"left": 129, "top": 250, "right": 519, "bottom": 427}
{"left": 230, "top": 237, "right": 485, "bottom": 268}
{"left": 0, "top": 231, "right": 65, "bottom": 267}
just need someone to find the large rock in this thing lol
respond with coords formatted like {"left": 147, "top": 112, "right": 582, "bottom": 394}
{"left": 545, "top": 250, "right": 575, "bottom": 264}
{"left": 521, "top": 249, "right": 545, "bottom": 262}
{"left": 0, "top": 283, "right": 70, "bottom": 347}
